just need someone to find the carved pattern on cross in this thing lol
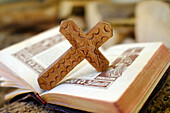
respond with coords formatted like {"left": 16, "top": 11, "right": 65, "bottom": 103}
{"left": 38, "top": 20, "right": 113, "bottom": 90}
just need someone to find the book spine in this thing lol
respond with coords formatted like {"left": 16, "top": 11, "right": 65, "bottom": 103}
{"left": 33, "top": 93, "right": 47, "bottom": 105}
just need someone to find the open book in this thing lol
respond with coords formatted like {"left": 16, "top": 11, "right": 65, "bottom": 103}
{"left": 0, "top": 26, "right": 169, "bottom": 113}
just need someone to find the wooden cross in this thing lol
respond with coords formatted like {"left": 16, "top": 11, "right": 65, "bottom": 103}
{"left": 38, "top": 20, "right": 113, "bottom": 90}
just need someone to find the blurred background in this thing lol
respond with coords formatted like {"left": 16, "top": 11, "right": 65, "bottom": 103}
{"left": 0, "top": 0, "right": 169, "bottom": 50}
{"left": 0, "top": 0, "right": 170, "bottom": 112}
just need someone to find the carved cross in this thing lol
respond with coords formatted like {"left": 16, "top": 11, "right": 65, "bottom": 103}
{"left": 38, "top": 20, "right": 113, "bottom": 90}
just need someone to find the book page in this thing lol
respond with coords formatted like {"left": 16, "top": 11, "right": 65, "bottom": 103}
{"left": 0, "top": 25, "right": 106, "bottom": 94}
{"left": 0, "top": 26, "right": 72, "bottom": 93}
{"left": 41, "top": 42, "right": 164, "bottom": 102}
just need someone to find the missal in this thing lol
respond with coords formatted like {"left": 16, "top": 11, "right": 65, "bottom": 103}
{"left": 0, "top": 26, "right": 169, "bottom": 113}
